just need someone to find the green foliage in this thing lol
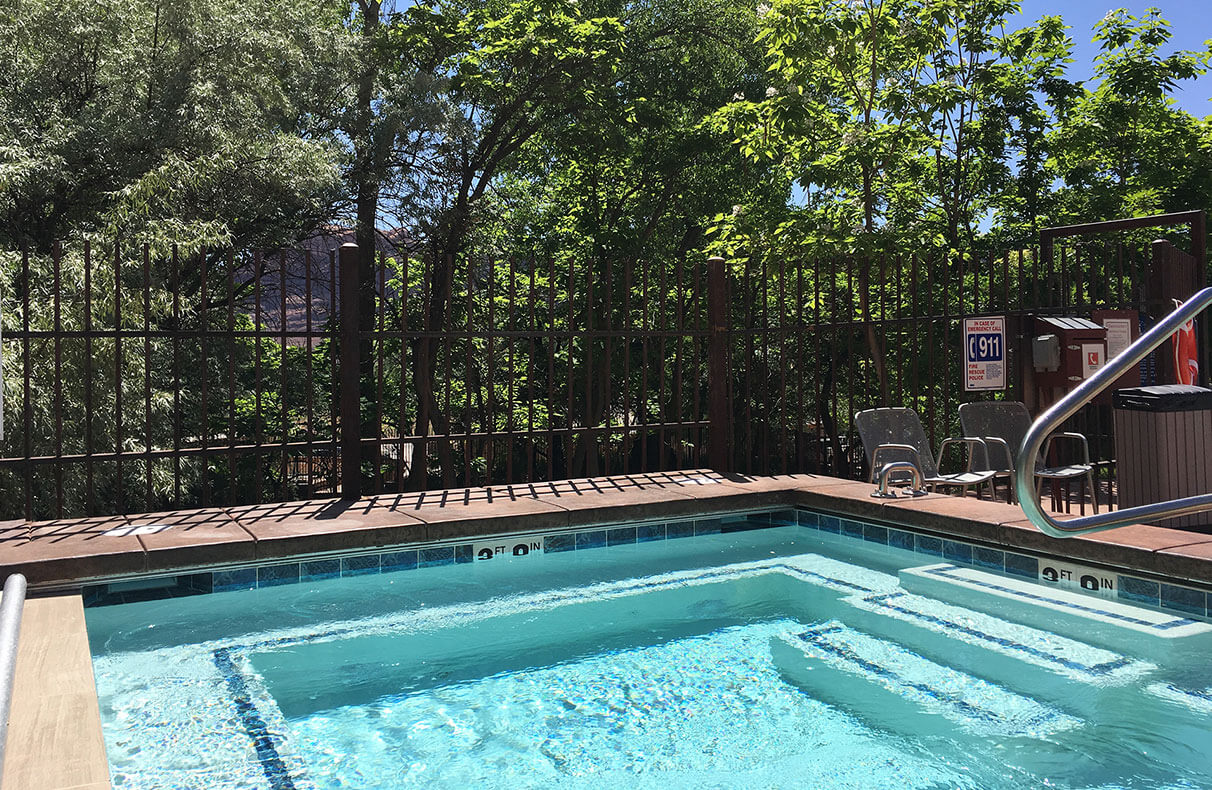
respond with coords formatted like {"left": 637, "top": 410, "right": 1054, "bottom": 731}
{"left": 0, "top": 0, "right": 349, "bottom": 253}
{"left": 1047, "top": 8, "right": 1212, "bottom": 223}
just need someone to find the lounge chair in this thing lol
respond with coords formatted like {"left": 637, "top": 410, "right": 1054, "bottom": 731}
{"left": 854, "top": 407, "right": 997, "bottom": 498}
{"left": 958, "top": 401, "right": 1098, "bottom": 513}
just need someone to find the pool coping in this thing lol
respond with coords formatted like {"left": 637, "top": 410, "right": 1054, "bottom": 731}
{"left": 5, "top": 470, "right": 1212, "bottom": 592}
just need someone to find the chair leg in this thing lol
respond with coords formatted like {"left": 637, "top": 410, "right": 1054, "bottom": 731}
{"left": 1087, "top": 469, "right": 1099, "bottom": 515}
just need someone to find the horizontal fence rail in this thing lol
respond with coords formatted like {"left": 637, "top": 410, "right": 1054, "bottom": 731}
{"left": 0, "top": 220, "right": 1204, "bottom": 521}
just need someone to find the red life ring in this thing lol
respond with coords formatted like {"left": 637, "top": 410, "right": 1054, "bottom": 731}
{"left": 1173, "top": 298, "right": 1199, "bottom": 385}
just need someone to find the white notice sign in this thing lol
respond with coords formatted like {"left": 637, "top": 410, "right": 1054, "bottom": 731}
{"left": 1081, "top": 343, "right": 1103, "bottom": 379}
{"left": 963, "top": 317, "right": 1006, "bottom": 391}
{"left": 1038, "top": 559, "right": 1116, "bottom": 599}
{"left": 1103, "top": 318, "right": 1132, "bottom": 359}
{"left": 473, "top": 535, "right": 544, "bottom": 561}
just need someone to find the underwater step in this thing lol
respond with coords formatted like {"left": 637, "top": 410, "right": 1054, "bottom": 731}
{"left": 899, "top": 563, "right": 1212, "bottom": 664}
{"left": 772, "top": 621, "right": 1081, "bottom": 739}
{"left": 837, "top": 590, "right": 1152, "bottom": 714}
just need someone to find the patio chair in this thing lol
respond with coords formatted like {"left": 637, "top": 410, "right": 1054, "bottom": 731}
{"left": 854, "top": 407, "right": 997, "bottom": 499}
{"left": 958, "top": 401, "right": 1098, "bottom": 514}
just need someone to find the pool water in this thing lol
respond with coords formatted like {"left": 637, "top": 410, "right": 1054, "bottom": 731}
{"left": 85, "top": 520, "right": 1212, "bottom": 789}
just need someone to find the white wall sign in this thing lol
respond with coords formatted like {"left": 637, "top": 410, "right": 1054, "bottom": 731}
{"left": 1081, "top": 343, "right": 1103, "bottom": 379}
{"left": 473, "top": 536, "right": 544, "bottom": 561}
{"left": 963, "top": 316, "right": 1006, "bottom": 391}
{"left": 1103, "top": 318, "right": 1132, "bottom": 360}
{"left": 1038, "top": 559, "right": 1116, "bottom": 599}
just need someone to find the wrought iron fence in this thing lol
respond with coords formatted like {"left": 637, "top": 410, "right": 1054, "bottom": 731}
{"left": 0, "top": 211, "right": 1205, "bottom": 520}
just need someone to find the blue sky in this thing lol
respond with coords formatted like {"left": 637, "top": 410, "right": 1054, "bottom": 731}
{"left": 1014, "top": 0, "right": 1212, "bottom": 116}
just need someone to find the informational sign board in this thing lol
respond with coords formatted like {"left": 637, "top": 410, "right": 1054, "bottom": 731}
{"left": 1038, "top": 559, "right": 1116, "bottom": 599}
{"left": 1103, "top": 318, "right": 1132, "bottom": 360}
{"left": 473, "top": 535, "right": 544, "bottom": 561}
{"left": 1081, "top": 343, "right": 1103, "bottom": 379}
{"left": 963, "top": 316, "right": 1006, "bottom": 391}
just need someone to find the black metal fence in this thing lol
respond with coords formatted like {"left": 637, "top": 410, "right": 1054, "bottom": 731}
{"left": 1, "top": 211, "right": 1205, "bottom": 520}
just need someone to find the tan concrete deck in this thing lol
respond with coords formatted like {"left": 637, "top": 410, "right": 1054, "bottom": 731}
{"left": 1, "top": 593, "right": 110, "bottom": 790}
{"left": 4, "top": 470, "right": 1212, "bottom": 587}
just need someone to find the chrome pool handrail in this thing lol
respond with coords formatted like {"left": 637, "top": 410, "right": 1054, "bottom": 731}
{"left": 871, "top": 461, "right": 927, "bottom": 499}
{"left": 1016, "top": 287, "right": 1212, "bottom": 537}
{"left": 0, "top": 573, "right": 27, "bottom": 788}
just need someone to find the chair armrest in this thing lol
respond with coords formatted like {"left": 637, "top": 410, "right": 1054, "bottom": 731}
{"left": 1043, "top": 431, "right": 1092, "bottom": 467}
{"left": 938, "top": 437, "right": 989, "bottom": 475}
{"left": 871, "top": 444, "right": 922, "bottom": 483}
{"left": 974, "top": 436, "right": 1012, "bottom": 472}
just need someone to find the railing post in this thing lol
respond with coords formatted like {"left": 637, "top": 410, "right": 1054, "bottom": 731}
{"left": 707, "top": 257, "right": 731, "bottom": 473}
{"left": 0, "top": 573, "right": 27, "bottom": 783}
{"left": 339, "top": 243, "right": 362, "bottom": 499}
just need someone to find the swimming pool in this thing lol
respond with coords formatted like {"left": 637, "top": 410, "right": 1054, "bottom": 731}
{"left": 84, "top": 510, "right": 1212, "bottom": 789}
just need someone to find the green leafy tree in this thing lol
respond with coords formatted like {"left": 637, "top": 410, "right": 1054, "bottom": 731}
{"left": 1048, "top": 8, "right": 1212, "bottom": 223}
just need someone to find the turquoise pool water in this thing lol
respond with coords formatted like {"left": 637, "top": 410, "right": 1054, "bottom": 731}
{"left": 85, "top": 517, "right": 1212, "bottom": 789}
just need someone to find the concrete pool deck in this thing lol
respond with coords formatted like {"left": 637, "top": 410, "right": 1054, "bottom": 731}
{"left": 5, "top": 469, "right": 1212, "bottom": 790}
{"left": 5, "top": 470, "right": 1212, "bottom": 589}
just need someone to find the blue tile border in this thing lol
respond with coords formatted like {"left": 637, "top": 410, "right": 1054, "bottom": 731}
{"left": 1160, "top": 583, "right": 1207, "bottom": 617}
{"left": 78, "top": 505, "right": 1212, "bottom": 625}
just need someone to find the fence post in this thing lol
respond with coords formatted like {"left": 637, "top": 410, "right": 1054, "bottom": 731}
{"left": 339, "top": 243, "right": 362, "bottom": 499}
{"left": 707, "top": 256, "right": 731, "bottom": 473}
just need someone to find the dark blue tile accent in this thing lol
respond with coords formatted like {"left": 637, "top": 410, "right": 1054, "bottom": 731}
{"left": 82, "top": 586, "right": 105, "bottom": 607}
{"left": 212, "top": 648, "right": 299, "bottom": 790}
{"left": 417, "top": 547, "right": 453, "bottom": 568}
{"left": 797, "top": 510, "right": 820, "bottom": 528}
{"left": 544, "top": 533, "right": 576, "bottom": 553}
{"left": 840, "top": 519, "right": 864, "bottom": 539}
{"left": 455, "top": 544, "right": 474, "bottom": 564}
{"left": 636, "top": 523, "right": 665, "bottom": 542}
{"left": 694, "top": 517, "right": 722, "bottom": 536}
{"left": 915, "top": 535, "right": 943, "bottom": 557}
{"left": 973, "top": 546, "right": 1004, "bottom": 573}
{"left": 576, "top": 531, "right": 607, "bottom": 550}
{"left": 769, "top": 509, "right": 798, "bottom": 526}
{"left": 1003, "top": 552, "right": 1038, "bottom": 579}
{"left": 380, "top": 551, "right": 418, "bottom": 573}
{"left": 666, "top": 521, "right": 695, "bottom": 539}
{"left": 258, "top": 563, "right": 300, "bottom": 588}
{"left": 887, "top": 529, "right": 914, "bottom": 551}
{"left": 720, "top": 515, "right": 757, "bottom": 533}
{"left": 943, "top": 540, "right": 973, "bottom": 564}
{"left": 925, "top": 565, "right": 1196, "bottom": 630}
{"left": 863, "top": 524, "right": 888, "bottom": 544}
{"left": 214, "top": 568, "right": 258, "bottom": 593}
{"left": 301, "top": 559, "right": 340, "bottom": 582}
{"left": 1118, "top": 575, "right": 1160, "bottom": 607}
{"left": 818, "top": 515, "right": 840, "bottom": 534}
{"left": 178, "top": 573, "right": 214, "bottom": 596}
{"left": 342, "top": 554, "right": 382, "bottom": 575}
{"left": 1160, "top": 583, "right": 1206, "bottom": 617}
{"left": 865, "top": 592, "right": 1132, "bottom": 676}
{"left": 607, "top": 527, "right": 637, "bottom": 546}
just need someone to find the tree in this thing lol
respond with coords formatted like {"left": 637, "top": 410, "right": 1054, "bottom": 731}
{"left": 1047, "top": 8, "right": 1212, "bottom": 224}
{"left": 0, "top": 0, "right": 348, "bottom": 254}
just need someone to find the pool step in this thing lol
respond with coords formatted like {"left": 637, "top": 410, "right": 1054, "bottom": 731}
{"left": 838, "top": 590, "right": 1152, "bottom": 707}
{"left": 899, "top": 563, "right": 1212, "bottom": 663}
{"left": 773, "top": 621, "right": 1081, "bottom": 739}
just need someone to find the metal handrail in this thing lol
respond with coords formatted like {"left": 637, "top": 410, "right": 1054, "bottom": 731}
{"left": 0, "top": 573, "right": 27, "bottom": 786}
{"left": 871, "top": 461, "right": 927, "bottom": 498}
{"left": 1016, "top": 287, "right": 1212, "bottom": 536}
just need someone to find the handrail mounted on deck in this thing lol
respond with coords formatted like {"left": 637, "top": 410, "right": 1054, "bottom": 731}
{"left": 0, "top": 573, "right": 27, "bottom": 788}
{"left": 1016, "top": 287, "right": 1212, "bottom": 537}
